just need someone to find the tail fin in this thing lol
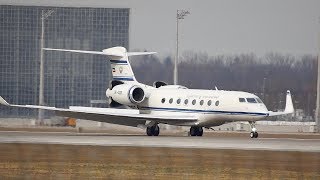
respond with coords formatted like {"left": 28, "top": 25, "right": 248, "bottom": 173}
{"left": 43, "top": 46, "right": 156, "bottom": 83}
{"left": 284, "top": 90, "right": 294, "bottom": 113}
{"left": 104, "top": 47, "right": 136, "bottom": 82}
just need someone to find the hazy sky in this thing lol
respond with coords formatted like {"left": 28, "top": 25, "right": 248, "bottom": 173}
{"left": 2, "top": 0, "right": 320, "bottom": 57}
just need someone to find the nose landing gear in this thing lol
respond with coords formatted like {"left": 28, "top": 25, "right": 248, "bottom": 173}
{"left": 249, "top": 121, "right": 258, "bottom": 138}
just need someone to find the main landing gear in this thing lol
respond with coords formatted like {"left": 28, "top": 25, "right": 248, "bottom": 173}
{"left": 190, "top": 126, "right": 203, "bottom": 136}
{"left": 249, "top": 121, "right": 258, "bottom": 138}
{"left": 146, "top": 124, "right": 160, "bottom": 136}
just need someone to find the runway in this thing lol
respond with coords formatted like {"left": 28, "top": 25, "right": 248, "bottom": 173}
{"left": 0, "top": 131, "right": 319, "bottom": 152}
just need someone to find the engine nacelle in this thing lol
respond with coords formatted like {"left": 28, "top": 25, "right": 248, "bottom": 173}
{"left": 106, "top": 84, "right": 145, "bottom": 106}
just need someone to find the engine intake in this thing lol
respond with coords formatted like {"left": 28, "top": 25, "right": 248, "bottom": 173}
{"left": 128, "top": 86, "right": 145, "bottom": 103}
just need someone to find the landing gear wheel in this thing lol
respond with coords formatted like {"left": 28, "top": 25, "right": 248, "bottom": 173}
{"left": 197, "top": 127, "right": 203, "bottom": 136}
{"left": 153, "top": 125, "right": 160, "bottom": 136}
{"left": 190, "top": 126, "right": 203, "bottom": 136}
{"left": 146, "top": 124, "right": 160, "bottom": 136}
{"left": 248, "top": 121, "right": 259, "bottom": 138}
{"left": 190, "top": 126, "right": 197, "bottom": 136}
{"left": 250, "top": 131, "right": 258, "bottom": 138}
{"left": 250, "top": 132, "right": 255, "bottom": 138}
{"left": 254, "top": 132, "right": 258, "bottom": 138}
{"left": 146, "top": 127, "right": 153, "bottom": 136}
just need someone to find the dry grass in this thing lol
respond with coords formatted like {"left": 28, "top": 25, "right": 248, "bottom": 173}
{"left": 0, "top": 143, "right": 319, "bottom": 179}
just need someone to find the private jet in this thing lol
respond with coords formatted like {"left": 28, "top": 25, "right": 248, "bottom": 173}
{"left": 0, "top": 46, "right": 294, "bottom": 138}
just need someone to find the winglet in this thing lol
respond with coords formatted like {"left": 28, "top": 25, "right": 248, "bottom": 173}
{"left": 284, "top": 90, "right": 294, "bottom": 113}
{"left": 0, "top": 96, "right": 10, "bottom": 106}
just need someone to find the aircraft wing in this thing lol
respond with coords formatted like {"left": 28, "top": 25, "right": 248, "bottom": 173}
{"left": 268, "top": 90, "right": 294, "bottom": 117}
{"left": 0, "top": 96, "right": 197, "bottom": 127}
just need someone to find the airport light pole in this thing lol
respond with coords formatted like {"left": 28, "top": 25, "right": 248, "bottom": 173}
{"left": 38, "top": 9, "right": 55, "bottom": 125}
{"left": 174, "top": 10, "right": 190, "bottom": 85}
{"left": 316, "top": 17, "right": 320, "bottom": 133}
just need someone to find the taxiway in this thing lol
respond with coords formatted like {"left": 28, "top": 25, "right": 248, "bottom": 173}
{"left": 0, "top": 131, "right": 319, "bottom": 152}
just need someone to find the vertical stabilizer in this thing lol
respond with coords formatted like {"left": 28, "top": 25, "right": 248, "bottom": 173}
{"left": 43, "top": 46, "right": 156, "bottom": 83}
{"left": 103, "top": 47, "right": 137, "bottom": 82}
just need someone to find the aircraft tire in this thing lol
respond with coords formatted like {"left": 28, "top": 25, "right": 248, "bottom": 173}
{"left": 250, "top": 131, "right": 259, "bottom": 138}
{"left": 250, "top": 132, "right": 255, "bottom": 138}
{"left": 146, "top": 127, "right": 153, "bottom": 136}
{"left": 153, "top": 125, "right": 160, "bottom": 136}
{"left": 190, "top": 126, "right": 197, "bottom": 136}
{"left": 197, "top": 127, "right": 203, "bottom": 136}
{"left": 254, "top": 132, "right": 258, "bottom": 138}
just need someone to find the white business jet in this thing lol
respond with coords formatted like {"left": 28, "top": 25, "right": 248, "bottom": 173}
{"left": 0, "top": 46, "right": 294, "bottom": 138}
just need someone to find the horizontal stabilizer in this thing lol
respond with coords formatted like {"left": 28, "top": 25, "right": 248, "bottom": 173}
{"left": 127, "top": 52, "right": 157, "bottom": 56}
{"left": 43, "top": 48, "right": 123, "bottom": 57}
{"left": 43, "top": 47, "right": 156, "bottom": 57}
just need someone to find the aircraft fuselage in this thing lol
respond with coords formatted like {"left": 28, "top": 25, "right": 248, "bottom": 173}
{"left": 118, "top": 86, "right": 269, "bottom": 127}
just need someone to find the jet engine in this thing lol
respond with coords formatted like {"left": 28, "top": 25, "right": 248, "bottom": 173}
{"left": 106, "top": 84, "right": 145, "bottom": 106}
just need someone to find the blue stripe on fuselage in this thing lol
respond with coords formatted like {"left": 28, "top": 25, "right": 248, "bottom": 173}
{"left": 110, "top": 60, "right": 128, "bottom": 64}
{"left": 140, "top": 106, "right": 269, "bottom": 116}
{"left": 113, "top": 77, "right": 135, "bottom": 81}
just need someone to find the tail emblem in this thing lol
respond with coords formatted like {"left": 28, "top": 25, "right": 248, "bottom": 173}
{"left": 119, "top": 67, "right": 123, "bottom": 74}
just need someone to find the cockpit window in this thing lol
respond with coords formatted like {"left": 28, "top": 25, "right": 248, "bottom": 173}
{"left": 256, "top": 98, "right": 263, "bottom": 103}
{"left": 239, "top": 98, "right": 246, "bottom": 103}
{"left": 246, "top": 98, "right": 257, "bottom": 103}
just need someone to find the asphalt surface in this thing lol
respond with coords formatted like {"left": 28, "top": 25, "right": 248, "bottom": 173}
{"left": 0, "top": 131, "right": 319, "bottom": 152}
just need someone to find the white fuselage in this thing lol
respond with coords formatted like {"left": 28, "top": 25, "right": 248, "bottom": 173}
{"left": 129, "top": 85, "right": 269, "bottom": 127}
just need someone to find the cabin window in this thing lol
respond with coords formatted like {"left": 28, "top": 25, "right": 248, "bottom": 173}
{"left": 184, "top": 99, "right": 189, "bottom": 105}
{"left": 169, "top": 98, "right": 173, "bottom": 104}
{"left": 246, "top": 98, "right": 257, "bottom": 103}
{"left": 207, "top": 100, "right": 212, "bottom": 106}
{"left": 239, "top": 98, "right": 246, "bottom": 103}
{"left": 215, "top": 101, "right": 220, "bottom": 106}
{"left": 177, "top": 98, "right": 181, "bottom": 104}
{"left": 161, "top": 98, "right": 165, "bottom": 103}
{"left": 192, "top": 99, "right": 196, "bottom": 105}
{"left": 256, "top": 98, "right": 263, "bottom": 103}
{"left": 200, "top": 100, "right": 204, "bottom": 105}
